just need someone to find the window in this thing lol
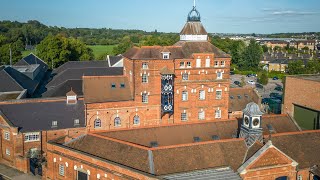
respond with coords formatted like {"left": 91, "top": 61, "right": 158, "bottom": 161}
{"left": 142, "top": 93, "right": 148, "bottom": 103}
{"left": 221, "top": 61, "right": 225, "bottom": 67}
{"left": 120, "top": 83, "right": 125, "bottom": 88}
{"left": 214, "top": 61, "right": 219, "bottom": 67}
{"left": 94, "top": 118, "right": 101, "bottom": 128}
{"left": 111, "top": 83, "right": 116, "bottom": 88}
{"left": 205, "top": 59, "right": 210, "bottom": 67}
{"left": 181, "top": 112, "right": 187, "bottom": 121}
{"left": 217, "top": 72, "right": 223, "bottom": 80}
{"left": 59, "top": 164, "right": 65, "bottom": 176}
{"left": 182, "top": 73, "right": 189, "bottom": 81}
{"left": 74, "top": 119, "right": 80, "bottom": 126}
{"left": 187, "top": 62, "right": 191, "bottom": 68}
{"left": 142, "top": 74, "right": 148, "bottom": 83}
{"left": 52, "top": 121, "right": 58, "bottom": 127}
{"left": 180, "top": 62, "right": 185, "bottom": 68}
{"left": 163, "top": 53, "right": 170, "bottom": 59}
{"left": 198, "top": 110, "right": 205, "bottom": 120}
{"left": 182, "top": 91, "right": 188, "bottom": 101}
{"left": 114, "top": 117, "right": 121, "bottom": 127}
{"left": 4, "top": 131, "right": 9, "bottom": 140}
{"left": 133, "top": 115, "right": 140, "bottom": 125}
{"left": 196, "top": 59, "right": 201, "bottom": 68}
{"left": 24, "top": 132, "right": 40, "bottom": 142}
{"left": 199, "top": 90, "right": 205, "bottom": 100}
{"left": 215, "top": 109, "right": 222, "bottom": 119}
{"left": 142, "top": 62, "right": 148, "bottom": 69}
{"left": 298, "top": 175, "right": 303, "bottom": 180}
{"left": 216, "top": 90, "right": 222, "bottom": 99}
{"left": 5, "top": 148, "right": 10, "bottom": 156}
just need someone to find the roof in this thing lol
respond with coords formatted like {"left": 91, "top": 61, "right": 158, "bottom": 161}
{"left": 97, "top": 115, "right": 299, "bottom": 148}
{"left": 287, "top": 74, "right": 320, "bottom": 83}
{"left": 229, "top": 88, "right": 261, "bottom": 112}
{"left": 269, "top": 59, "right": 309, "bottom": 65}
{"left": 0, "top": 99, "right": 85, "bottom": 132}
{"left": 83, "top": 76, "right": 133, "bottom": 103}
{"left": 109, "top": 56, "right": 123, "bottom": 66}
{"left": 53, "top": 61, "right": 110, "bottom": 74}
{"left": 0, "top": 69, "right": 24, "bottom": 92}
{"left": 180, "top": 22, "right": 207, "bottom": 35}
{"left": 42, "top": 80, "right": 83, "bottom": 98}
{"left": 46, "top": 67, "right": 123, "bottom": 88}
{"left": 123, "top": 42, "right": 230, "bottom": 60}
{"left": 242, "top": 102, "right": 264, "bottom": 116}
{"left": 15, "top": 53, "right": 48, "bottom": 71}
{"left": 66, "top": 89, "right": 77, "bottom": 96}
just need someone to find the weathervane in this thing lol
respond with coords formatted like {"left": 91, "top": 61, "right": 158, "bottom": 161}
{"left": 194, "top": 0, "right": 196, "bottom": 7}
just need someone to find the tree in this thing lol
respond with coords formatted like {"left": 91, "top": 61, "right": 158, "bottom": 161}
{"left": 287, "top": 60, "right": 305, "bottom": 75}
{"left": 112, "top": 36, "right": 133, "bottom": 55}
{"left": 0, "top": 41, "right": 23, "bottom": 65}
{"left": 230, "top": 40, "right": 245, "bottom": 65}
{"left": 239, "top": 39, "right": 263, "bottom": 70}
{"left": 258, "top": 71, "right": 269, "bottom": 85}
{"left": 261, "top": 45, "right": 268, "bottom": 53}
{"left": 36, "top": 34, "right": 94, "bottom": 69}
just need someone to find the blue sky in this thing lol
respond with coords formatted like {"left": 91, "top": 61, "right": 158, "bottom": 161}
{"left": 0, "top": 0, "right": 319, "bottom": 34}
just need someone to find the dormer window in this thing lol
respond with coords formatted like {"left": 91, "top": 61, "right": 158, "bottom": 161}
{"left": 52, "top": 121, "right": 58, "bottom": 128}
{"left": 163, "top": 53, "right": 170, "bottom": 59}
{"left": 66, "top": 89, "right": 77, "bottom": 104}
{"left": 74, "top": 119, "right": 80, "bottom": 126}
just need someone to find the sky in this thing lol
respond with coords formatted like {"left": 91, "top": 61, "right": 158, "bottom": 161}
{"left": 0, "top": 0, "right": 320, "bottom": 34}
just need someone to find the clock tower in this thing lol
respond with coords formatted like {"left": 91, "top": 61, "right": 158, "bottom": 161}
{"left": 239, "top": 102, "right": 264, "bottom": 147}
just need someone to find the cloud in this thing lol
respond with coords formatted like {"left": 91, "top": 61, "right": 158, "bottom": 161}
{"left": 261, "top": 8, "right": 318, "bottom": 16}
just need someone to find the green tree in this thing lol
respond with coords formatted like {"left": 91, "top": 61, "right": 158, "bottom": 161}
{"left": 0, "top": 41, "right": 23, "bottom": 65}
{"left": 112, "top": 36, "right": 133, "bottom": 55}
{"left": 239, "top": 39, "right": 263, "bottom": 70}
{"left": 287, "top": 60, "right": 305, "bottom": 75}
{"left": 258, "top": 71, "right": 269, "bottom": 85}
{"left": 261, "top": 45, "right": 268, "bottom": 53}
{"left": 230, "top": 40, "right": 245, "bottom": 65}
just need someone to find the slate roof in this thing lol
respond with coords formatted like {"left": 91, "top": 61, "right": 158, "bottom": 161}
{"left": 0, "top": 99, "right": 85, "bottom": 132}
{"left": 109, "top": 56, "right": 123, "bottom": 66}
{"left": 15, "top": 53, "right": 48, "bottom": 71}
{"left": 0, "top": 69, "right": 24, "bottom": 92}
{"left": 229, "top": 88, "right": 261, "bottom": 112}
{"left": 43, "top": 80, "right": 83, "bottom": 97}
{"left": 83, "top": 76, "right": 133, "bottom": 103}
{"left": 269, "top": 59, "right": 309, "bottom": 65}
{"left": 46, "top": 67, "right": 123, "bottom": 88}
{"left": 123, "top": 42, "right": 230, "bottom": 60}
{"left": 53, "top": 61, "right": 110, "bottom": 74}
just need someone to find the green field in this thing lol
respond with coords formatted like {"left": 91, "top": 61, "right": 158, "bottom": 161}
{"left": 88, "top": 45, "right": 116, "bottom": 59}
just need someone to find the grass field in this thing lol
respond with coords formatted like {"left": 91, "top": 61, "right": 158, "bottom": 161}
{"left": 88, "top": 45, "right": 116, "bottom": 59}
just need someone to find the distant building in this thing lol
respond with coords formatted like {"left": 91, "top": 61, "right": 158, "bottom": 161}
{"left": 268, "top": 59, "right": 308, "bottom": 72}
{"left": 290, "top": 40, "right": 316, "bottom": 50}
{"left": 283, "top": 75, "right": 320, "bottom": 130}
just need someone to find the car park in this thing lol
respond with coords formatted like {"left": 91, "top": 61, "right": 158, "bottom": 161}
{"left": 274, "top": 86, "right": 283, "bottom": 92}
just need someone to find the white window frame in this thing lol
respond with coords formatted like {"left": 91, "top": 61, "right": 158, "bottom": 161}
{"left": 94, "top": 118, "right": 101, "bottom": 128}
{"left": 142, "top": 62, "right": 148, "bottom": 69}
{"left": 216, "top": 90, "right": 222, "bottom": 100}
{"left": 142, "top": 74, "right": 148, "bottom": 83}
{"left": 214, "top": 61, "right": 219, "bottom": 67}
{"left": 142, "top": 93, "right": 148, "bottom": 103}
{"left": 199, "top": 90, "right": 205, "bottom": 100}
{"left": 179, "top": 62, "right": 185, "bottom": 68}
{"left": 198, "top": 110, "right": 205, "bottom": 120}
{"left": 181, "top": 112, "right": 187, "bottom": 121}
{"left": 163, "top": 53, "right": 170, "bottom": 59}
{"left": 196, "top": 59, "right": 201, "bottom": 68}
{"left": 187, "top": 62, "right": 191, "bottom": 68}
{"left": 182, "top": 91, "right": 188, "bottom": 101}
{"left": 74, "top": 119, "right": 80, "bottom": 126}
{"left": 4, "top": 131, "right": 10, "bottom": 141}
{"left": 205, "top": 58, "right": 210, "bottom": 67}
{"left": 221, "top": 61, "right": 225, "bottom": 67}
{"left": 5, "top": 148, "right": 10, "bottom": 156}
{"left": 182, "top": 73, "right": 189, "bottom": 81}
{"left": 59, "top": 164, "right": 65, "bottom": 176}
{"left": 215, "top": 109, "right": 222, "bottom": 119}
{"left": 133, "top": 115, "right": 140, "bottom": 125}
{"left": 24, "top": 132, "right": 40, "bottom": 142}
{"left": 52, "top": 121, "right": 58, "bottom": 127}
{"left": 114, "top": 117, "right": 121, "bottom": 127}
{"left": 217, "top": 72, "right": 223, "bottom": 80}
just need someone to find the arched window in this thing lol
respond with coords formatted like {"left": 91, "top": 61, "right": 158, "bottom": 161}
{"left": 133, "top": 115, "right": 140, "bottom": 125}
{"left": 94, "top": 118, "right": 101, "bottom": 128}
{"left": 114, "top": 117, "right": 121, "bottom": 127}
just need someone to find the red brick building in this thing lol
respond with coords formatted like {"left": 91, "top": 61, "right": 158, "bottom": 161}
{"left": 84, "top": 5, "right": 231, "bottom": 132}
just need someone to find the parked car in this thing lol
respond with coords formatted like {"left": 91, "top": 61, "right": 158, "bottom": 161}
{"left": 272, "top": 76, "right": 279, "bottom": 80}
{"left": 274, "top": 86, "right": 283, "bottom": 92}
{"left": 230, "top": 71, "right": 235, "bottom": 75}
{"left": 256, "top": 83, "right": 264, "bottom": 89}
{"left": 270, "top": 92, "right": 282, "bottom": 100}
{"left": 247, "top": 80, "right": 255, "bottom": 85}
{"left": 234, "top": 81, "right": 240, "bottom": 86}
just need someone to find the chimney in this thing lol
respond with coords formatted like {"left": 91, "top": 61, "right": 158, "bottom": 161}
{"left": 66, "top": 88, "right": 77, "bottom": 104}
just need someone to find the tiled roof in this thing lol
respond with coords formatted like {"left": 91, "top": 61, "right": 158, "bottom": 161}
{"left": 0, "top": 99, "right": 85, "bottom": 132}
{"left": 229, "top": 88, "right": 261, "bottom": 112}
{"left": 180, "top": 22, "right": 207, "bottom": 35}
{"left": 83, "top": 76, "right": 133, "bottom": 103}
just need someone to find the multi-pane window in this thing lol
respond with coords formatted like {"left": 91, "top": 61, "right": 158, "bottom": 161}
{"left": 114, "top": 117, "right": 121, "bottom": 127}
{"left": 180, "top": 62, "right": 185, "bottom": 68}
{"left": 196, "top": 59, "right": 201, "bottom": 68}
{"left": 142, "top": 74, "right": 148, "bottom": 83}
{"left": 182, "top": 73, "right": 189, "bottom": 81}
{"left": 163, "top": 53, "right": 169, "bottom": 59}
{"left": 215, "top": 109, "right": 222, "bottom": 119}
{"left": 199, "top": 90, "right": 205, "bottom": 100}
{"left": 4, "top": 131, "right": 10, "bottom": 140}
{"left": 182, "top": 91, "right": 188, "bottom": 101}
{"left": 186, "top": 62, "right": 191, "bottom": 68}
{"left": 216, "top": 90, "right": 222, "bottom": 99}
{"left": 181, "top": 112, "right": 187, "bottom": 121}
{"left": 214, "top": 61, "right": 219, "bottom": 67}
{"left": 198, "top": 110, "right": 205, "bottom": 120}
{"left": 24, "top": 132, "right": 40, "bottom": 142}
{"left": 142, "top": 62, "right": 148, "bottom": 69}
{"left": 205, "top": 59, "right": 210, "bottom": 67}
{"left": 52, "top": 121, "right": 58, "bottom": 127}
{"left": 5, "top": 148, "right": 10, "bottom": 156}
{"left": 217, "top": 72, "right": 223, "bottom": 80}
{"left": 221, "top": 61, "right": 225, "bottom": 67}
{"left": 59, "top": 164, "right": 65, "bottom": 176}
{"left": 94, "top": 118, "right": 101, "bottom": 128}
{"left": 142, "top": 93, "right": 148, "bottom": 103}
{"left": 133, "top": 115, "right": 140, "bottom": 125}
{"left": 74, "top": 119, "right": 80, "bottom": 126}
